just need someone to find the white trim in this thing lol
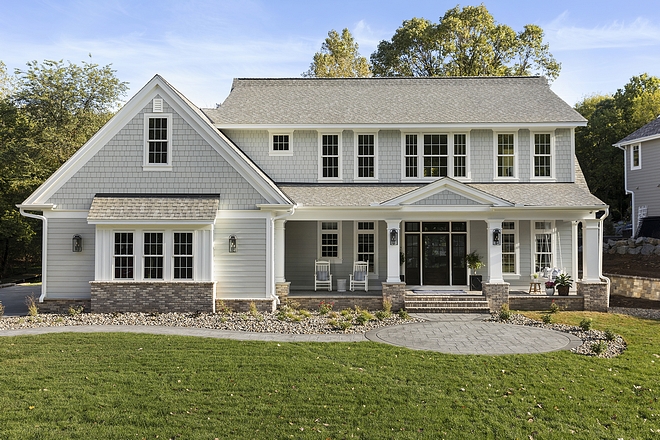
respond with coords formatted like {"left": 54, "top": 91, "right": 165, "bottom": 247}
{"left": 353, "top": 132, "right": 378, "bottom": 181}
{"left": 630, "top": 143, "right": 642, "bottom": 170}
{"left": 530, "top": 220, "right": 555, "bottom": 273}
{"left": 494, "top": 131, "right": 518, "bottom": 181}
{"left": 268, "top": 130, "right": 294, "bottom": 157}
{"left": 317, "top": 221, "right": 342, "bottom": 263}
{"left": 614, "top": 132, "right": 660, "bottom": 148}
{"left": 143, "top": 113, "right": 173, "bottom": 170}
{"left": 530, "top": 131, "right": 555, "bottom": 181}
{"left": 216, "top": 122, "right": 587, "bottom": 130}
{"left": 383, "top": 176, "right": 512, "bottom": 207}
{"left": 143, "top": 231, "right": 165, "bottom": 280}
{"left": 317, "top": 131, "right": 343, "bottom": 182}
{"left": 501, "top": 220, "right": 519, "bottom": 275}
{"left": 354, "top": 221, "right": 378, "bottom": 275}
{"left": 172, "top": 231, "right": 194, "bottom": 280}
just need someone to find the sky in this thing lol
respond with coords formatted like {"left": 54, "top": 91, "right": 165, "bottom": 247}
{"left": 1, "top": 0, "right": 660, "bottom": 108}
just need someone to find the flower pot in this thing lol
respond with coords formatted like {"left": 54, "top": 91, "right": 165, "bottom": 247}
{"left": 557, "top": 286, "right": 569, "bottom": 296}
{"left": 545, "top": 288, "right": 555, "bottom": 296}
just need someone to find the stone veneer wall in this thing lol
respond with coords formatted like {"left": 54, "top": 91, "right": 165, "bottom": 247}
{"left": 382, "top": 282, "right": 406, "bottom": 311}
{"left": 217, "top": 298, "right": 277, "bottom": 313}
{"left": 578, "top": 281, "right": 609, "bottom": 312}
{"left": 276, "top": 282, "right": 290, "bottom": 302}
{"left": 286, "top": 295, "right": 383, "bottom": 311}
{"left": 91, "top": 281, "right": 215, "bottom": 313}
{"left": 509, "top": 296, "right": 584, "bottom": 311}
{"left": 606, "top": 274, "right": 660, "bottom": 301}
{"left": 38, "top": 299, "right": 91, "bottom": 314}
{"left": 483, "top": 282, "right": 509, "bottom": 312}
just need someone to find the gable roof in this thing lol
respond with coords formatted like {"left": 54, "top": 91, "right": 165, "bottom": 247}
{"left": 615, "top": 116, "right": 660, "bottom": 147}
{"left": 87, "top": 194, "right": 220, "bottom": 224}
{"left": 381, "top": 177, "right": 511, "bottom": 207}
{"left": 20, "top": 75, "right": 292, "bottom": 208}
{"left": 204, "top": 76, "right": 586, "bottom": 128}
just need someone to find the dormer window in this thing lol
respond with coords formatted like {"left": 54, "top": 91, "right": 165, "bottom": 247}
{"left": 269, "top": 130, "right": 293, "bottom": 156}
{"left": 144, "top": 113, "right": 172, "bottom": 171}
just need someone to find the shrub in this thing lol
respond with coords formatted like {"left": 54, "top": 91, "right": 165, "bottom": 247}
{"left": 382, "top": 299, "right": 392, "bottom": 314}
{"left": 0, "top": 301, "right": 4, "bottom": 318}
{"left": 498, "top": 303, "right": 511, "bottom": 321}
{"left": 398, "top": 309, "right": 410, "bottom": 320}
{"left": 25, "top": 295, "right": 38, "bottom": 317}
{"left": 541, "top": 313, "right": 552, "bottom": 324}
{"left": 338, "top": 320, "right": 352, "bottom": 331}
{"left": 591, "top": 340, "right": 608, "bottom": 355}
{"left": 298, "top": 309, "right": 312, "bottom": 319}
{"left": 375, "top": 310, "right": 390, "bottom": 321}
{"left": 216, "top": 300, "right": 232, "bottom": 315}
{"left": 604, "top": 329, "right": 617, "bottom": 341}
{"left": 579, "top": 318, "right": 593, "bottom": 331}
{"left": 248, "top": 302, "right": 259, "bottom": 317}
{"left": 68, "top": 305, "right": 84, "bottom": 316}
{"left": 340, "top": 308, "right": 353, "bottom": 317}
{"left": 549, "top": 301, "right": 560, "bottom": 314}
{"left": 356, "top": 310, "right": 375, "bottom": 325}
{"left": 318, "top": 301, "right": 334, "bottom": 315}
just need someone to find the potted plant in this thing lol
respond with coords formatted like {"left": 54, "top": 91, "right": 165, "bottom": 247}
{"left": 545, "top": 280, "right": 555, "bottom": 295}
{"left": 554, "top": 273, "right": 573, "bottom": 296}
{"left": 466, "top": 251, "right": 484, "bottom": 291}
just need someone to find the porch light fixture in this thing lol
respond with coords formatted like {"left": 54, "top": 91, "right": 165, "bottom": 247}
{"left": 228, "top": 235, "right": 237, "bottom": 253}
{"left": 72, "top": 234, "right": 83, "bottom": 252}
{"left": 389, "top": 229, "right": 398, "bottom": 246}
{"left": 492, "top": 228, "right": 501, "bottom": 246}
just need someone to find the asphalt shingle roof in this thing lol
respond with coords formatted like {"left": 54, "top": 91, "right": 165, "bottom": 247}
{"left": 204, "top": 77, "right": 586, "bottom": 126}
{"left": 87, "top": 194, "right": 220, "bottom": 221}
{"left": 616, "top": 116, "right": 660, "bottom": 145}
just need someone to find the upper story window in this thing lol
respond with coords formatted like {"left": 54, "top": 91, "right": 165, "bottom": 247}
{"left": 631, "top": 144, "right": 641, "bottom": 170}
{"left": 403, "top": 132, "right": 469, "bottom": 180}
{"left": 355, "top": 133, "right": 377, "bottom": 180}
{"left": 144, "top": 114, "right": 172, "bottom": 171}
{"left": 318, "top": 133, "right": 342, "bottom": 181}
{"left": 269, "top": 130, "right": 293, "bottom": 156}
{"left": 496, "top": 133, "right": 516, "bottom": 179}
{"left": 533, "top": 133, "right": 553, "bottom": 178}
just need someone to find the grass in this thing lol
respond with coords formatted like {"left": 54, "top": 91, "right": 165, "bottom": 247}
{"left": 0, "top": 312, "right": 659, "bottom": 439}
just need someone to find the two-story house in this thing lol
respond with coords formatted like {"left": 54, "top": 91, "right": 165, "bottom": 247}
{"left": 19, "top": 75, "right": 610, "bottom": 314}
{"left": 615, "top": 116, "right": 660, "bottom": 237}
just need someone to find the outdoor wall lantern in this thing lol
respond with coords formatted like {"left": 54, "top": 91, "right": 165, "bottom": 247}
{"left": 492, "top": 228, "right": 501, "bottom": 246}
{"left": 228, "top": 235, "right": 237, "bottom": 253}
{"left": 389, "top": 229, "right": 398, "bottom": 246}
{"left": 72, "top": 234, "right": 83, "bottom": 252}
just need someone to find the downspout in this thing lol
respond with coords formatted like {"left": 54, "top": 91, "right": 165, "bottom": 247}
{"left": 19, "top": 208, "right": 47, "bottom": 302}
{"left": 269, "top": 204, "right": 297, "bottom": 305}
{"left": 598, "top": 207, "right": 611, "bottom": 306}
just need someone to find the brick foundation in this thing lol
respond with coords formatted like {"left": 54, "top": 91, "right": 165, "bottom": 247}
{"left": 578, "top": 281, "right": 609, "bottom": 312}
{"left": 90, "top": 281, "right": 215, "bottom": 313}
{"left": 509, "top": 295, "right": 584, "bottom": 311}
{"left": 382, "top": 282, "right": 406, "bottom": 311}
{"left": 483, "top": 282, "right": 509, "bottom": 312}
{"left": 606, "top": 274, "right": 660, "bottom": 301}
{"left": 37, "top": 299, "right": 92, "bottom": 314}
{"left": 216, "top": 298, "right": 277, "bottom": 313}
{"left": 285, "top": 295, "right": 383, "bottom": 311}
{"left": 276, "top": 282, "right": 291, "bottom": 302}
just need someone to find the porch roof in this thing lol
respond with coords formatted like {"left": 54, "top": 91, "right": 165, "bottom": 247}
{"left": 87, "top": 194, "right": 220, "bottom": 222}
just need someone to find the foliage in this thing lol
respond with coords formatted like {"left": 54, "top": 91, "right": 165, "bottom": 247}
{"left": 398, "top": 308, "right": 410, "bottom": 320}
{"left": 318, "top": 301, "right": 334, "bottom": 315}
{"left": 604, "top": 328, "right": 616, "bottom": 341}
{"left": 541, "top": 313, "right": 552, "bottom": 324}
{"left": 355, "top": 310, "right": 375, "bottom": 325}
{"left": 554, "top": 273, "right": 573, "bottom": 288}
{"left": 67, "top": 305, "right": 84, "bottom": 317}
{"left": 248, "top": 301, "right": 259, "bottom": 317}
{"left": 303, "top": 28, "right": 371, "bottom": 78}
{"left": 549, "top": 301, "right": 560, "bottom": 314}
{"left": 371, "top": 5, "right": 560, "bottom": 80}
{"left": 498, "top": 303, "right": 511, "bottom": 321}
{"left": 25, "top": 295, "right": 38, "bottom": 316}
{"left": 0, "top": 300, "right": 4, "bottom": 318}
{"left": 591, "top": 340, "right": 608, "bottom": 355}
{"left": 382, "top": 299, "right": 392, "bottom": 314}
{"left": 465, "top": 250, "right": 484, "bottom": 271}
{"left": 579, "top": 317, "right": 593, "bottom": 331}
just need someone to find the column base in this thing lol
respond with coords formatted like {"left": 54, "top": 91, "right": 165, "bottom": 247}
{"left": 577, "top": 281, "right": 608, "bottom": 312}
{"left": 483, "top": 282, "right": 510, "bottom": 312}
{"left": 382, "top": 282, "right": 406, "bottom": 311}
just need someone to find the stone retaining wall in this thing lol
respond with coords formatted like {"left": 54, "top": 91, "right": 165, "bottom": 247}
{"left": 90, "top": 281, "right": 215, "bottom": 313}
{"left": 38, "top": 299, "right": 91, "bottom": 314}
{"left": 605, "top": 236, "right": 660, "bottom": 256}
{"left": 216, "top": 298, "right": 277, "bottom": 313}
{"left": 606, "top": 274, "right": 660, "bottom": 301}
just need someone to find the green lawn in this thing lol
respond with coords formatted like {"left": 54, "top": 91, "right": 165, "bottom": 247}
{"left": 0, "top": 312, "right": 659, "bottom": 439}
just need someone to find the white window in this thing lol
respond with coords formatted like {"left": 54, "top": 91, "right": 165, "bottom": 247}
{"left": 495, "top": 133, "right": 516, "bottom": 179}
{"left": 318, "top": 133, "right": 342, "bottom": 180}
{"left": 533, "top": 221, "right": 553, "bottom": 272}
{"left": 402, "top": 132, "right": 469, "bottom": 180}
{"left": 318, "top": 221, "right": 342, "bottom": 262}
{"left": 355, "top": 133, "right": 377, "bottom": 180}
{"left": 631, "top": 144, "right": 641, "bottom": 170}
{"left": 355, "top": 222, "right": 377, "bottom": 273}
{"left": 173, "top": 232, "right": 193, "bottom": 280}
{"left": 269, "top": 130, "right": 293, "bottom": 156}
{"left": 114, "top": 232, "right": 134, "bottom": 279}
{"left": 144, "top": 113, "right": 172, "bottom": 170}
{"left": 143, "top": 232, "right": 164, "bottom": 279}
{"left": 533, "top": 133, "right": 553, "bottom": 178}
{"left": 501, "top": 221, "right": 517, "bottom": 274}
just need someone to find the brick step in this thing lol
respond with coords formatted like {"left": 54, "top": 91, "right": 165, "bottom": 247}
{"left": 404, "top": 306, "right": 491, "bottom": 314}
{"left": 405, "top": 295, "right": 485, "bottom": 302}
{"left": 404, "top": 294, "right": 490, "bottom": 313}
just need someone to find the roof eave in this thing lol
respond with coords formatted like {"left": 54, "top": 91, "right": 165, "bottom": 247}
{"left": 216, "top": 122, "right": 587, "bottom": 130}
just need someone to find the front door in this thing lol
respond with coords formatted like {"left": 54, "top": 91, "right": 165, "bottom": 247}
{"left": 422, "top": 234, "right": 449, "bottom": 285}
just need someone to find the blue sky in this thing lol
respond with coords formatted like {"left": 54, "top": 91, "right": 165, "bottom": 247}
{"left": 1, "top": 0, "right": 659, "bottom": 108}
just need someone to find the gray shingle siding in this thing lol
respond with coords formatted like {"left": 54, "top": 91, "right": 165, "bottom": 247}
{"left": 628, "top": 138, "right": 660, "bottom": 218}
{"left": 412, "top": 190, "right": 481, "bottom": 206}
{"left": 468, "top": 130, "right": 493, "bottom": 181}
{"left": 48, "top": 99, "right": 268, "bottom": 210}
{"left": 555, "top": 129, "right": 572, "bottom": 181}
{"left": 46, "top": 218, "right": 95, "bottom": 299}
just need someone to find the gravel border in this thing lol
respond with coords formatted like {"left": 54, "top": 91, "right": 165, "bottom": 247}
{"left": 609, "top": 307, "right": 660, "bottom": 320}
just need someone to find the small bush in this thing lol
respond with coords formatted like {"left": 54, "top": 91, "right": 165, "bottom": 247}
{"left": 216, "top": 300, "right": 232, "bottom": 315}
{"left": 549, "top": 301, "right": 560, "bottom": 314}
{"left": 318, "top": 301, "right": 334, "bottom": 315}
{"left": 499, "top": 304, "right": 511, "bottom": 321}
{"left": 383, "top": 299, "right": 392, "bottom": 314}
{"left": 248, "top": 302, "right": 259, "bottom": 317}
{"left": 338, "top": 320, "right": 352, "bottom": 331}
{"left": 340, "top": 308, "right": 353, "bottom": 317}
{"left": 541, "top": 313, "right": 552, "bottom": 324}
{"left": 0, "top": 301, "right": 4, "bottom": 318}
{"left": 298, "top": 309, "right": 312, "bottom": 319}
{"left": 604, "top": 329, "right": 617, "bottom": 341}
{"left": 285, "top": 299, "right": 301, "bottom": 311}
{"left": 591, "top": 340, "right": 608, "bottom": 355}
{"left": 25, "top": 295, "right": 38, "bottom": 317}
{"left": 68, "top": 305, "right": 84, "bottom": 317}
{"left": 398, "top": 309, "right": 410, "bottom": 320}
{"left": 375, "top": 310, "right": 390, "bottom": 321}
{"left": 579, "top": 318, "right": 593, "bottom": 331}
{"left": 356, "top": 310, "right": 375, "bottom": 325}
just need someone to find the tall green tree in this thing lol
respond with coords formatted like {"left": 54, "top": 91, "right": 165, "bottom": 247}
{"left": 575, "top": 74, "right": 660, "bottom": 221}
{"left": 371, "top": 4, "right": 560, "bottom": 80}
{"left": 303, "top": 28, "right": 371, "bottom": 78}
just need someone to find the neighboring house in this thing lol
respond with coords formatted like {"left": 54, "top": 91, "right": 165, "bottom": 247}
{"left": 614, "top": 116, "right": 660, "bottom": 236}
{"left": 19, "top": 75, "right": 609, "bottom": 313}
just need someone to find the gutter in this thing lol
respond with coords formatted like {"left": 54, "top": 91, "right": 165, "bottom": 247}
{"left": 18, "top": 207, "right": 48, "bottom": 302}
{"left": 269, "top": 204, "right": 298, "bottom": 305}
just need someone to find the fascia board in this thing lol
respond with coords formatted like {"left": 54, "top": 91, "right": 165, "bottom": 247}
{"left": 215, "top": 122, "right": 587, "bottom": 130}
{"left": 614, "top": 133, "right": 660, "bottom": 148}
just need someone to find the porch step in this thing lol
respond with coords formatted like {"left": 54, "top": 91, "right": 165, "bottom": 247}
{"left": 404, "top": 295, "right": 490, "bottom": 313}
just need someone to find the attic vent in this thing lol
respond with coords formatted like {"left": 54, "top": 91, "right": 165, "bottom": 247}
{"left": 153, "top": 99, "right": 163, "bottom": 113}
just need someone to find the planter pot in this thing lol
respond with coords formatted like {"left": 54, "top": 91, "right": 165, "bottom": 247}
{"left": 557, "top": 286, "right": 570, "bottom": 296}
{"left": 545, "top": 288, "right": 555, "bottom": 296}
{"left": 469, "top": 275, "right": 482, "bottom": 291}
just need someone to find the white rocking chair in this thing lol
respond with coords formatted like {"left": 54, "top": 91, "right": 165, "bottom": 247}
{"left": 349, "top": 261, "right": 369, "bottom": 291}
{"left": 314, "top": 260, "right": 332, "bottom": 291}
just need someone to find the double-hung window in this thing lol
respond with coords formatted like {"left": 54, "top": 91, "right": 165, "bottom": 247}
{"left": 631, "top": 144, "right": 641, "bottom": 170}
{"left": 405, "top": 134, "right": 418, "bottom": 177}
{"left": 114, "top": 232, "right": 134, "bottom": 279}
{"left": 173, "top": 232, "right": 193, "bottom": 279}
{"left": 533, "top": 221, "right": 553, "bottom": 272}
{"left": 144, "top": 113, "right": 172, "bottom": 170}
{"left": 453, "top": 134, "right": 467, "bottom": 178}
{"left": 319, "top": 221, "right": 341, "bottom": 261}
{"left": 143, "top": 232, "right": 164, "bottom": 279}
{"left": 533, "top": 133, "right": 552, "bottom": 178}
{"left": 319, "top": 133, "right": 341, "bottom": 180}
{"left": 356, "top": 222, "right": 376, "bottom": 273}
{"left": 355, "top": 133, "right": 376, "bottom": 179}
{"left": 403, "top": 133, "right": 468, "bottom": 180}
{"left": 501, "top": 221, "right": 517, "bottom": 274}
{"left": 423, "top": 134, "right": 448, "bottom": 177}
{"left": 496, "top": 133, "right": 516, "bottom": 178}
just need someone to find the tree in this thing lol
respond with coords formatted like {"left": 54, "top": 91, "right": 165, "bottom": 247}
{"left": 371, "top": 4, "right": 560, "bottom": 80}
{"left": 303, "top": 28, "right": 371, "bottom": 78}
{"left": 0, "top": 61, "right": 15, "bottom": 99}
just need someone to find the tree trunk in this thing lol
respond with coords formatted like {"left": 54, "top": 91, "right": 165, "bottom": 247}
{"left": 0, "top": 238, "right": 8, "bottom": 278}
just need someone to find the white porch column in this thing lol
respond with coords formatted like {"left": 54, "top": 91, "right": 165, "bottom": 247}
{"left": 582, "top": 218, "right": 602, "bottom": 282}
{"left": 486, "top": 219, "right": 504, "bottom": 283}
{"left": 571, "top": 221, "right": 580, "bottom": 281}
{"left": 274, "top": 219, "right": 286, "bottom": 283}
{"left": 386, "top": 220, "right": 402, "bottom": 283}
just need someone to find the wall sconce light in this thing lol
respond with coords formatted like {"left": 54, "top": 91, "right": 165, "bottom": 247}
{"left": 72, "top": 234, "right": 83, "bottom": 252}
{"left": 389, "top": 229, "right": 398, "bottom": 246}
{"left": 492, "top": 228, "right": 501, "bottom": 246}
{"left": 229, "top": 235, "right": 237, "bottom": 253}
